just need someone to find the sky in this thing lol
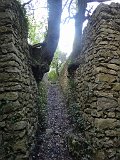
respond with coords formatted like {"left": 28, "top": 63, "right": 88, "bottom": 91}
{"left": 21, "top": 0, "right": 120, "bottom": 54}
{"left": 59, "top": 0, "right": 120, "bottom": 54}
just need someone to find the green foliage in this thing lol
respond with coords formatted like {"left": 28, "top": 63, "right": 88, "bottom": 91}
{"left": 28, "top": 18, "right": 47, "bottom": 44}
{"left": 19, "top": 0, "right": 47, "bottom": 45}
{"left": 67, "top": 77, "right": 84, "bottom": 131}
{"left": 68, "top": 102, "right": 84, "bottom": 132}
{"left": 66, "top": 78, "right": 92, "bottom": 160}
{"left": 69, "top": 78, "right": 76, "bottom": 91}
{"left": 16, "top": 0, "right": 29, "bottom": 34}
{"left": 49, "top": 48, "right": 67, "bottom": 82}
{"left": 48, "top": 69, "right": 58, "bottom": 83}
{"left": 67, "top": 77, "right": 85, "bottom": 132}
{"left": 50, "top": 49, "right": 59, "bottom": 69}
{"left": 48, "top": 49, "right": 61, "bottom": 82}
{"left": 38, "top": 81, "right": 47, "bottom": 130}
{"left": 67, "top": 133, "right": 92, "bottom": 160}
{"left": 51, "top": 49, "right": 67, "bottom": 69}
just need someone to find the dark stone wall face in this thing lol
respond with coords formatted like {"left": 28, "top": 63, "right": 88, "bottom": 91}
{"left": 0, "top": 0, "right": 38, "bottom": 159}
{"left": 75, "top": 3, "right": 120, "bottom": 160}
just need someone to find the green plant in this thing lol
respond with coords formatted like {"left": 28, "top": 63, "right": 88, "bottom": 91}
{"left": 28, "top": 19, "right": 47, "bottom": 44}
{"left": 48, "top": 69, "right": 58, "bottom": 82}
{"left": 38, "top": 81, "right": 47, "bottom": 131}
{"left": 66, "top": 76, "right": 93, "bottom": 160}
{"left": 68, "top": 102, "right": 84, "bottom": 132}
{"left": 67, "top": 133, "right": 92, "bottom": 160}
{"left": 16, "top": 0, "right": 29, "bottom": 32}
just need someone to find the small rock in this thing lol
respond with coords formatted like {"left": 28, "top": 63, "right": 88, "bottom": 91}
{"left": 46, "top": 128, "right": 53, "bottom": 134}
{"left": 14, "top": 121, "right": 27, "bottom": 131}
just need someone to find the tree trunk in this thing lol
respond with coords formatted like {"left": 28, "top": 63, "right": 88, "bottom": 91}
{"left": 87, "top": 0, "right": 111, "bottom": 2}
{"left": 71, "top": 0, "right": 87, "bottom": 59}
{"left": 71, "top": 0, "right": 112, "bottom": 60}
{"left": 31, "top": 0, "right": 62, "bottom": 82}
{"left": 42, "top": 0, "right": 62, "bottom": 63}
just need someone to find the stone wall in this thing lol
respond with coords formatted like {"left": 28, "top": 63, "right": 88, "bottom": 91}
{"left": 61, "top": 3, "right": 120, "bottom": 160}
{"left": 75, "top": 3, "right": 120, "bottom": 160}
{"left": 0, "top": 0, "right": 39, "bottom": 159}
{"left": 59, "top": 62, "right": 69, "bottom": 95}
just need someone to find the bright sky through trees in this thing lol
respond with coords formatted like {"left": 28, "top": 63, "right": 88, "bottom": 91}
{"left": 59, "top": 0, "right": 120, "bottom": 54}
{"left": 21, "top": 0, "right": 120, "bottom": 55}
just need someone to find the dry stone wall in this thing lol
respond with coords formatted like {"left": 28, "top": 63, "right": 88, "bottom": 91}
{"left": 59, "top": 2, "right": 120, "bottom": 160}
{"left": 59, "top": 62, "right": 69, "bottom": 95}
{"left": 74, "top": 3, "right": 120, "bottom": 160}
{"left": 0, "top": 0, "right": 39, "bottom": 159}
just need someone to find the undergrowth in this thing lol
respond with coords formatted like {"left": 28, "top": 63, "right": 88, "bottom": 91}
{"left": 66, "top": 77, "right": 92, "bottom": 160}
{"left": 31, "top": 80, "right": 47, "bottom": 158}
{"left": 38, "top": 80, "right": 47, "bottom": 131}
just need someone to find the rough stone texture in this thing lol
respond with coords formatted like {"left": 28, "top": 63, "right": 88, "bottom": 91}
{"left": 75, "top": 3, "right": 120, "bottom": 160}
{"left": 0, "top": 0, "right": 39, "bottom": 159}
{"left": 59, "top": 62, "right": 69, "bottom": 95}
{"left": 60, "top": 3, "right": 120, "bottom": 160}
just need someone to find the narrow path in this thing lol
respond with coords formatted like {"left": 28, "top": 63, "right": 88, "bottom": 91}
{"left": 35, "top": 83, "right": 73, "bottom": 160}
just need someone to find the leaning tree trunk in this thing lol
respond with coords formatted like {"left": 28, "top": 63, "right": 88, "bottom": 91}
{"left": 31, "top": 0, "right": 62, "bottom": 82}
{"left": 71, "top": 0, "right": 87, "bottom": 59}
{"left": 71, "top": 0, "right": 112, "bottom": 60}
{"left": 46, "top": 0, "right": 62, "bottom": 61}
{"left": 40, "top": 0, "right": 62, "bottom": 64}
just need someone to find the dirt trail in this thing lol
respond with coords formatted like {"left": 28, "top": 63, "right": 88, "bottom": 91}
{"left": 33, "top": 83, "right": 73, "bottom": 160}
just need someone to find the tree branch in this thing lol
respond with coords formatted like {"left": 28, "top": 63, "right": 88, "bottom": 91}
{"left": 22, "top": 0, "right": 33, "bottom": 7}
{"left": 87, "top": 0, "right": 112, "bottom": 3}
{"left": 43, "top": 0, "right": 62, "bottom": 60}
{"left": 62, "top": 0, "right": 69, "bottom": 12}
{"left": 63, "top": 15, "right": 74, "bottom": 24}
{"left": 68, "top": 0, "right": 74, "bottom": 17}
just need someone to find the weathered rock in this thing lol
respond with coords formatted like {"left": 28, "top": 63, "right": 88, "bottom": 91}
{"left": 0, "top": 133, "right": 2, "bottom": 145}
{"left": 0, "top": 92, "right": 18, "bottom": 101}
{"left": 94, "top": 150, "right": 105, "bottom": 160}
{"left": 13, "top": 138, "right": 27, "bottom": 153}
{"left": 0, "top": 121, "right": 5, "bottom": 128}
{"left": 46, "top": 128, "right": 53, "bottom": 135}
{"left": 1, "top": 101, "right": 20, "bottom": 114}
{"left": 14, "top": 121, "right": 27, "bottom": 131}
{"left": 96, "top": 73, "right": 116, "bottom": 83}
{"left": 95, "top": 118, "right": 116, "bottom": 130}
{"left": 97, "top": 97, "right": 117, "bottom": 111}
{"left": 112, "top": 83, "right": 120, "bottom": 91}
{"left": 0, "top": 0, "right": 39, "bottom": 159}
{"left": 107, "top": 64, "right": 119, "bottom": 71}
{"left": 18, "top": 130, "right": 26, "bottom": 138}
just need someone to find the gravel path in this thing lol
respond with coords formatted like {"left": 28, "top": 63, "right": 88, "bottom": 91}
{"left": 33, "top": 83, "right": 73, "bottom": 160}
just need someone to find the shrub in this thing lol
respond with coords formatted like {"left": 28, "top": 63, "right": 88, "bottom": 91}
{"left": 48, "top": 69, "right": 58, "bottom": 83}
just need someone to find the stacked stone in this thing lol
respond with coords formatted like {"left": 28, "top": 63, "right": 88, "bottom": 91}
{"left": 0, "top": 0, "right": 38, "bottom": 159}
{"left": 75, "top": 3, "right": 120, "bottom": 160}
{"left": 59, "top": 62, "right": 69, "bottom": 95}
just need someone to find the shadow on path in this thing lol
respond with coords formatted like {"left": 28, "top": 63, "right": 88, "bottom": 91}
{"left": 32, "top": 83, "right": 73, "bottom": 160}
